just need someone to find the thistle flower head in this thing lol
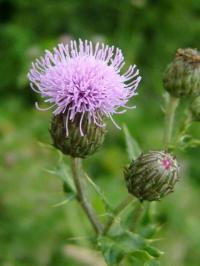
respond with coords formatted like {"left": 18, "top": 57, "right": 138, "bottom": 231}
{"left": 124, "top": 151, "right": 180, "bottom": 201}
{"left": 28, "top": 39, "right": 141, "bottom": 135}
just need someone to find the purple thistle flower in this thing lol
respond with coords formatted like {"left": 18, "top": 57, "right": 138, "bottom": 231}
{"left": 28, "top": 39, "right": 141, "bottom": 136}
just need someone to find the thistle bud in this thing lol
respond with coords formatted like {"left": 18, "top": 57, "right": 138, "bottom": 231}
{"left": 50, "top": 113, "right": 106, "bottom": 158}
{"left": 124, "top": 151, "right": 180, "bottom": 201}
{"left": 190, "top": 95, "right": 200, "bottom": 121}
{"left": 163, "top": 48, "right": 200, "bottom": 97}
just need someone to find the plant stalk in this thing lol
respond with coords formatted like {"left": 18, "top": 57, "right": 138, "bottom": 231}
{"left": 163, "top": 94, "right": 179, "bottom": 148}
{"left": 71, "top": 157, "right": 103, "bottom": 234}
{"left": 129, "top": 202, "right": 144, "bottom": 231}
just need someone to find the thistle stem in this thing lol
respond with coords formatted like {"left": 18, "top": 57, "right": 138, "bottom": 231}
{"left": 103, "top": 195, "right": 135, "bottom": 235}
{"left": 71, "top": 157, "right": 103, "bottom": 234}
{"left": 130, "top": 202, "right": 144, "bottom": 231}
{"left": 163, "top": 94, "right": 179, "bottom": 148}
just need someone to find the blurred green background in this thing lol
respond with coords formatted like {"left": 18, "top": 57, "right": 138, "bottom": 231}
{"left": 0, "top": 0, "right": 200, "bottom": 265}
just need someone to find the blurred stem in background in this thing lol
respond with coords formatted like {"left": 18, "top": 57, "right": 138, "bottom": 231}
{"left": 163, "top": 94, "right": 179, "bottom": 148}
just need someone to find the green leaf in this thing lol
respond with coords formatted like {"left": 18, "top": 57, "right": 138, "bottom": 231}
{"left": 58, "top": 162, "right": 76, "bottom": 193}
{"left": 98, "top": 229, "right": 163, "bottom": 265}
{"left": 85, "top": 173, "right": 113, "bottom": 211}
{"left": 123, "top": 125, "right": 142, "bottom": 160}
{"left": 98, "top": 236, "right": 123, "bottom": 265}
{"left": 140, "top": 202, "right": 157, "bottom": 225}
{"left": 144, "top": 246, "right": 164, "bottom": 258}
{"left": 114, "top": 231, "right": 146, "bottom": 253}
{"left": 98, "top": 231, "right": 146, "bottom": 265}
{"left": 125, "top": 253, "right": 160, "bottom": 266}
{"left": 47, "top": 160, "right": 76, "bottom": 194}
{"left": 132, "top": 250, "right": 154, "bottom": 263}
{"left": 126, "top": 257, "right": 144, "bottom": 266}
{"left": 144, "top": 259, "right": 161, "bottom": 266}
{"left": 139, "top": 224, "right": 159, "bottom": 239}
{"left": 52, "top": 193, "right": 76, "bottom": 207}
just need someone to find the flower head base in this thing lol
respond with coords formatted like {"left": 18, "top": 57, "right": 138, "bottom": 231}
{"left": 50, "top": 112, "right": 106, "bottom": 158}
{"left": 124, "top": 151, "right": 180, "bottom": 201}
{"left": 28, "top": 39, "right": 141, "bottom": 136}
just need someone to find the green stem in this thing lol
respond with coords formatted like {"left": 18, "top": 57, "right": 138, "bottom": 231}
{"left": 130, "top": 202, "right": 144, "bottom": 231}
{"left": 103, "top": 195, "right": 135, "bottom": 235}
{"left": 173, "top": 109, "right": 193, "bottom": 148}
{"left": 163, "top": 94, "right": 179, "bottom": 148}
{"left": 71, "top": 157, "right": 103, "bottom": 234}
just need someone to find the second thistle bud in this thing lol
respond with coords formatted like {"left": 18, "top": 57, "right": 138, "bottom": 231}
{"left": 163, "top": 48, "right": 200, "bottom": 98}
{"left": 124, "top": 151, "right": 180, "bottom": 201}
{"left": 50, "top": 113, "right": 106, "bottom": 158}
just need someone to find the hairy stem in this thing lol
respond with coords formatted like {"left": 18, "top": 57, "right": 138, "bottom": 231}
{"left": 163, "top": 94, "right": 179, "bottom": 148}
{"left": 103, "top": 195, "right": 135, "bottom": 235}
{"left": 71, "top": 157, "right": 103, "bottom": 234}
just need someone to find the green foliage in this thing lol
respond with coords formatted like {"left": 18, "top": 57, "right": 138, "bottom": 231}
{"left": 85, "top": 173, "right": 113, "bottom": 212}
{"left": 98, "top": 230, "right": 162, "bottom": 266}
{"left": 123, "top": 125, "right": 142, "bottom": 160}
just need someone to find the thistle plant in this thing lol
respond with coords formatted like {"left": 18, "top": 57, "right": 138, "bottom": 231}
{"left": 28, "top": 42, "right": 199, "bottom": 266}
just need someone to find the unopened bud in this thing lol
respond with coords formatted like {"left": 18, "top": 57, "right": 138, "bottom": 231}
{"left": 163, "top": 48, "right": 200, "bottom": 97}
{"left": 124, "top": 151, "right": 180, "bottom": 201}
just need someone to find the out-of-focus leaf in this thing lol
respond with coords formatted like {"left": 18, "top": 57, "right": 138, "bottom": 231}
{"left": 98, "top": 232, "right": 145, "bottom": 265}
{"left": 46, "top": 160, "right": 76, "bottom": 194}
{"left": 139, "top": 224, "right": 159, "bottom": 239}
{"left": 122, "top": 250, "right": 155, "bottom": 266}
{"left": 123, "top": 125, "right": 142, "bottom": 160}
{"left": 144, "top": 259, "right": 161, "bottom": 266}
{"left": 140, "top": 202, "right": 157, "bottom": 226}
{"left": 131, "top": 250, "right": 154, "bottom": 262}
{"left": 126, "top": 257, "right": 144, "bottom": 266}
{"left": 98, "top": 236, "right": 123, "bottom": 265}
{"left": 144, "top": 246, "right": 164, "bottom": 258}
{"left": 52, "top": 193, "right": 76, "bottom": 208}
{"left": 85, "top": 173, "right": 113, "bottom": 211}
{"left": 57, "top": 162, "right": 76, "bottom": 193}
{"left": 98, "top": 230, "right": 162, "bottom": 265}
{"left": 173, "top": 133, "right": 200, "bottom": 150}
{"left": 114, "top": 231, "right": 146, "bottom": 252}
